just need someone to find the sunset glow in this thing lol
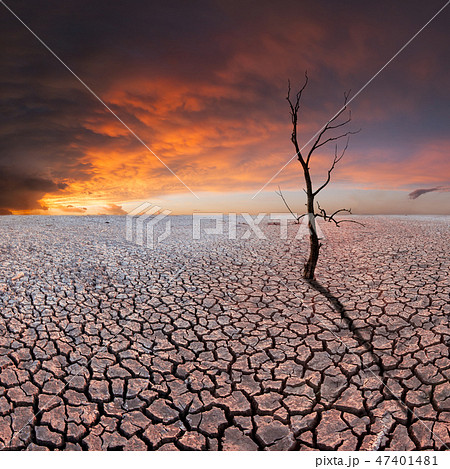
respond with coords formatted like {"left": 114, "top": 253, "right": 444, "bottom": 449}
{"left": 1, "top": 1, "right": 449, "bottom": 215}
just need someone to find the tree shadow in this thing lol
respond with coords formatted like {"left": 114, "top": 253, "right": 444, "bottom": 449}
{"left": 305, "top": 280, "right": 426, "bottom": 450}
{"left": 306, "top": 279, "right": 383, "bottom": 373}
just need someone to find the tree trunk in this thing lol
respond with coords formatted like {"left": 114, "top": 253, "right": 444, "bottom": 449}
{"left": 303, "top": 171, "right": 319, "bottom": 280}
{"left": 303, "top": 223, "right": 320, "bottom": 279}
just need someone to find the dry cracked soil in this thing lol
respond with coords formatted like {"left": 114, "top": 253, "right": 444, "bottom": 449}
{"left": 0, "top": 214, "right": 449, "bottom": 451}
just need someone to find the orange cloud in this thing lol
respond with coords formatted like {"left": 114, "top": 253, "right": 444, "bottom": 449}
{"left": 2, "top": 1, "right": 448, "bottom": 215}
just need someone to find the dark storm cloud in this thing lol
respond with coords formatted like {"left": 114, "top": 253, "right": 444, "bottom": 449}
{"left": 0, "top": 166, "right": 67, "bottom": 213}
{"left": 0, "top": 0, "right": 449, "bottom": 212}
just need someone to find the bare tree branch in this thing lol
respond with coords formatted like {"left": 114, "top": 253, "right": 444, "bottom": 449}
{"left": 316, "top": 202, "right": 365, "bottom": 226}
{"left": 287, "top": 72, "right": 308, "bottom": 168}
{"left": 312, "top": 128, "right": 361, "bottom": 152}
{"left": 327, "top": 110, "right": 352, "bottom": 130}
{"left": 313, "top": 136, "right": 350, "bottom": 196}
{"left": 306, "top": 91, "right": 358, "bottom": 165}
{"left": 275, "top": 186, "right": 307, "bottom": 223}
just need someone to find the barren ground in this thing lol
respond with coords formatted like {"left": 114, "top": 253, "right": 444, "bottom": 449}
{"left": 0, "top": 215, "right": 449, "bottom": 451}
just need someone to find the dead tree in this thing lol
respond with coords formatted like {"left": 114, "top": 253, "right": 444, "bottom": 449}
{"left": 283, "top": 72, "right": 361, "bottom": 280}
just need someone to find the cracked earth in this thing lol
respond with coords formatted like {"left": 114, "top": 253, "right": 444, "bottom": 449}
{"left": 0, "top": 215, "right": 449, "bottom": 451}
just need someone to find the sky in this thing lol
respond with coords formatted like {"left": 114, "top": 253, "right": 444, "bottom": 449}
{"left": 0, "top": 0, "right": 449, "bottom": 215}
